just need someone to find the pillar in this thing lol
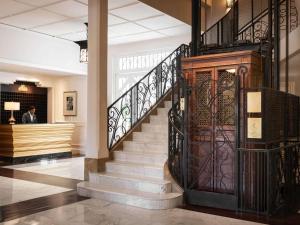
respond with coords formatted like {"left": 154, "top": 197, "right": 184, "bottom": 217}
{"left": 192, "top": 0, "right": 201, "bottom": 56}
{"left": 85, "top": 0, "right": 109, "bottom": 180}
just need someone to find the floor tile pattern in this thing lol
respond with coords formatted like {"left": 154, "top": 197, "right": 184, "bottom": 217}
{"left": 4, "top": 157, "right": 84, "bottom": 181}
{"left": 0, "top": 199, "right": 265, "bottom": 225}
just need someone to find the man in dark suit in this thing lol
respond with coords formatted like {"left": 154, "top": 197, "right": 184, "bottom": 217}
{"left": 22, "top": 106, "right": 37, "bottom": 124}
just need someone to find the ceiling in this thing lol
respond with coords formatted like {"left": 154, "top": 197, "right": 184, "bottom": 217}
{"left": 0, "top": 0, "right": 190, "bottom": 45}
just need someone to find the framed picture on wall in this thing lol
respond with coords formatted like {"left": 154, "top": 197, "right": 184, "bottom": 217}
{"left": 63, "top": 91, "right": 77, "bottom": 116}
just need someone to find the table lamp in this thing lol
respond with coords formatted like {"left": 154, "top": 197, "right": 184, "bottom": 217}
{"left": 4, "top": 102, "right": 20, "bottom": 125}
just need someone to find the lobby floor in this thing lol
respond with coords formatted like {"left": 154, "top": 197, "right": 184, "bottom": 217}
{"left": 4, "top": 157, "right": 84, "bottom": 180}
{"left": 0, "top": 176, "right": 70, "bottom": 206}
{"left": 0, "top": 156, "right": 299, "bottom": 225}
{"left": 0, "top": 198, "right": 264, "bottom": 225}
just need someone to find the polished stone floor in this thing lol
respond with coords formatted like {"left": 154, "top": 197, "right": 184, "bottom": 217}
{"left": 1, "top": 157, "right": 298, "bottom": 225}
{"left": 4, "top": 157, "right": 84, "bottom": 180}
{"left": 0, "top": 198, "right": 265, "bottom": 225}
{"left": 0, "top": 176, "right": 70, "bottom": 206}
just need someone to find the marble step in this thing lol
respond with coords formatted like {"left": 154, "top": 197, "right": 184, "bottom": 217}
{"left": 150, "top": 115, "right": 169, "bottom": 125}
{"left": 123, "top": 141, "right": 167, "bottom": 153}
{"left": 157, "top": 108, "right": 170, "bottom": 116}
{"left": 141, "top": 124, "right": 168, "bottom": 133}
{"left": 133, "top": 132, "right": 168, "bottom": 142}
{"left": 105, "top": 161, "right": 164, "bottom": 179}
{"left": 113, "top": 150, "right": 167, "bottom": 166}
{"left": 89, "top": 172, "right": 171, "bottom": 193}
{"left": 77, "top": 182, "right": 182, "bottom": 210}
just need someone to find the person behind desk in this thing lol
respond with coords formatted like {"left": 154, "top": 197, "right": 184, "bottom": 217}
{"left": 22, "top": 106, "right": 37, "bottom": 124}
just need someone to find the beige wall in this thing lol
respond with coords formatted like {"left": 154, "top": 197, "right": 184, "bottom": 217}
{"left": 206, "top": 0, "right": 227, "bottom": 28}
{"left": 205, "top": 0, "right": 270, "bottom": 31}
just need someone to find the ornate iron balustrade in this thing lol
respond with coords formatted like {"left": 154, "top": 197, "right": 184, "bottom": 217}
{"left": 238, "top": 0, "right": 299, "bottom": 43}
{"left": 237, "top": 143, "right": 300, "bottom": 214}
{"left": 237, "top": 87, "right": 300, "bottom": 214}
{"left": 199, "top": 0, "right": 299, "bottom": 50}
{"left": 108, "top": 44, "right": 190, "bottom": 150}
{"left": 238, "top": 8, "right": 269, "bottom": 43}
{"left": 168, "top": 102, "right": 185, "bottom": 186}
{"left": 289, "top": 0, "right": 299, "bottom": 31}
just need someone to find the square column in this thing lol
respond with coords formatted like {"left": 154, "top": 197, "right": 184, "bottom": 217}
{"left": 85, "top": 0, "right": 109, "bottom": 179}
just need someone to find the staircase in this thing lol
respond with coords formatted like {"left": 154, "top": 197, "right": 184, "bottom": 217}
{"left": 78, "top": 100, "right": 183, "bottom": 209}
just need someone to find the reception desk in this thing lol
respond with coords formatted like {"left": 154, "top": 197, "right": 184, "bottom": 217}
{"left": 0, "top": 123, "right": 75, "bottom": 163}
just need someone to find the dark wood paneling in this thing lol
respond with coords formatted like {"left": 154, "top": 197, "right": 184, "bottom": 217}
{"left": 0, "top": 83, "right": 48, "bottom": 124}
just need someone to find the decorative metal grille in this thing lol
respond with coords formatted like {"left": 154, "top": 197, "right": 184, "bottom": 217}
{"left": 199, "top": 0, "right": 298, "bottom": 51}
{"left": 168, "top": 102, "right": 184, "bottom": 186}
{"left": 187, "top": 70, "right": 237, "bottom": 194}
{"left": 238, "top": 143, "right": 300, "bottom": 214}
{"left": 237, "top": 87, "right": 300, "bottom": 214}
{"left": 217, "top": 70, "right": 236, "bottom": 125}
{"left": 193, "top": 72, "right": 212, "bottom": 127}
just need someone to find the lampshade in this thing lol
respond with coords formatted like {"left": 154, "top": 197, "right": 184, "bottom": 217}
{"left": 4, "top": 102, "right": 20, "bottom": 111}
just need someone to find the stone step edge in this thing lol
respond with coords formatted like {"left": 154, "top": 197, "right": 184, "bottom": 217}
{"left": 113, "top": 150, "right": 167, "bottom": 157}
{"left": 123, "top": 141, "right": 167, "bottom": 146}
{"left": 90, "top": 172, "right": 171, "bottom": 185}
{"left": 106, "top": 161, "right": 164, "bottom": 169}
{"left": 78, "top": 181, "right": 181, "bottom": 201}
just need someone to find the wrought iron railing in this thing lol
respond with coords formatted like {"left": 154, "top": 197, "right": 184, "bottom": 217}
{"left": 235, "top": 87, "right": 300, "bottom": 214}
{"left": 168, "top": 102, "right": 185, "bottom": 186}
{"left": 238, "top": 0, "right": 299, "bottom": 42}
{"left": 199, "top": 0, "right": 299, "bottom": 50}
{"left": 237, "top": 143, "right": 300, "bottom": 214}
{"left": 108, "top": 44, "right": 190, "bottom": 150}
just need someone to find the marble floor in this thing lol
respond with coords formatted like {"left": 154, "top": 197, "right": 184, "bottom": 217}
{"left": 0, "top": 176, "right": 70, "bottom": 206}
{"left": 4, "top": 157, "right": 84, "bottom": 180}
{"left": 0, "top": 157, "right": 298, "bottom": 225}
{"left": 0, "top": 198, "right": 265, "bottom": 225}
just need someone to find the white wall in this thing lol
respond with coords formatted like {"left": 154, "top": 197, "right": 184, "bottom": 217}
{"left": 107, "top": 34, "right": 191, "bottom": 104}
{"left": 0, "top": 24, "right": 87, "bottom": 76}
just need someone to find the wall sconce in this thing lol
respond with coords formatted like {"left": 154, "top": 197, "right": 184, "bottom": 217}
{"left": 226, "top": 0, "right": 234, "bottom": 8}
{"left": 4, "top": 102, "right": 20, "bottom": 125}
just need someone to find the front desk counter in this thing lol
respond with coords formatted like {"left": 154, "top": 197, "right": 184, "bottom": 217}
{"left": 0, "top": 123, "right": 75, "bottom": 164}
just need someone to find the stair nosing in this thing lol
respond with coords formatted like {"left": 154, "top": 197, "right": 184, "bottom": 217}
{"left": 92, "top": 172, "right": 170, "bottom": 185}
{"left": 78, "top": 182, "right": 182, "bottom": 200}
{"left": 114, "top": 150, "right": 167, "bottom": 156}
{"left": 106, "top": 161, "right": 164, "bottom": 169}
{"left": 123, "top": 141, "right": 167, "bottom": 145}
